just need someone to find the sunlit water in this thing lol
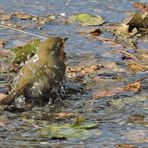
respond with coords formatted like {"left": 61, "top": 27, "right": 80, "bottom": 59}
{"left": 0, "top": 0, "right": 148, "bottom": 147}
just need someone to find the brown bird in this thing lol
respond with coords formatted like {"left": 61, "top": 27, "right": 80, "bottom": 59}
{"left": 0, "top": 37, "right": 67, "bottom": 105}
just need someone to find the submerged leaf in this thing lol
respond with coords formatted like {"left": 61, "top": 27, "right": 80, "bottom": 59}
{"left": 73, "top": 122, "right": 98, "bottom": 129}
{"left": 128, "top": 114, "right": 147, "bottom": 125}
{"left": 38, "top": 121, "right": 99, "bottom": 140}
{"left": 68, "top": 13, "right": 104, "bottom": 26}
{"left": 125, "top": 129, "right": 148, "bottom": 143}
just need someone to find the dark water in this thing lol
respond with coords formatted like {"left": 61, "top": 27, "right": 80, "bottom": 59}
{"left": 0, "top": 0, "right": 148, "bottom": 148}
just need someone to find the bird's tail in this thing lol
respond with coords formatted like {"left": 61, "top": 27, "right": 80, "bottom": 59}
{"left": 0, "top": 89, "right": 21, "bottom": 105}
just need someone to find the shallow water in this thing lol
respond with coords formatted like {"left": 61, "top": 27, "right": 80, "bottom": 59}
{"left": 0, "top": 0, "right": 148, "bottom": 148}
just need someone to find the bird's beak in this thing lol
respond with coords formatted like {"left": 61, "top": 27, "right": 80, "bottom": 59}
{"left": 64, "top": 38, "right": 68, "bottom": 42}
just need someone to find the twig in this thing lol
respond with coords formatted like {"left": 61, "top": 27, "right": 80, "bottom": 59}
{"left": 113, "top": 49, "right": 139, "bottom": 62}
{"left": 130, "top": 76, "right": 148, "bottom": 84}
{"left": 0, "top": 24, "right": 47, "bottom": 39}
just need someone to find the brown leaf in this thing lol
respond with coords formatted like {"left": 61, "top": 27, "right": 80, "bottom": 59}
{"left": 125, "top": 129, "right": 148, "bottom": 143}
{"left": 127, "top": 62, "right": 148, "bottom": 72}
{"left": 124, "top": 82, "right": 141, "bottom": 92}
{"left": 55, "top": 112, "right": 73, "bottom": 119}
{"left": 116, "top": 144, "right": 138, "bottom": 148}
{"left": 136, "top": 50, "right": 148, "bottom": 60}
{"left": 138, "top": 53, "right": 148, "bottom": 60}
{"left": 90, "top": 28, "right": 101, "bottom": 36}
{"left": 128, "top": 114, "right": 147, "bottom": 125}
{"left": 13, "top": 12, "right": 32, "bottom": 20}
{"left": 92, "top": 88, "right": 123, "bottom": 99}
{"left": 0, "top": 13, "right": 12, "bottom": 21}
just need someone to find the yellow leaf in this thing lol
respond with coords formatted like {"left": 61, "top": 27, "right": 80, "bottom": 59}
{"left": 127, "top": 62, "right": 148, "bottom": 72}
{"left": 124, "top": 82, "right": 141, "bottom": 92}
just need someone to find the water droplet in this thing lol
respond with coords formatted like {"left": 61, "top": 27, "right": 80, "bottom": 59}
{"left": 38, "top": 89, "right": 42, "bottom": 95}
{"left": 60, "top": 12, "right": 66, "bottom": 16}
{"left": 32, "top": 54, "right": 39, "bottom": 63}
{"left": 53, "top": 65, "right": 59, "bottom": 69}
{"left": 34, "top": 82, "right": 39, "bottom": 86}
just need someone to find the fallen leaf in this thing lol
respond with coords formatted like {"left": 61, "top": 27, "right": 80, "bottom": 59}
{"left": 55, "top": 112, "right": 73, "bottom": 119}
{"left": 125, "top": 129, "right": 148, "bottom": 143}
{"left": 116, "top": 144, "right": 138, "bottom": 148}
{"left": 127, "top": 61, "right": 148, "bottom": 72}
{"left": 136, "top": 50, "right": 148, "bottom": 60}
{"left": 128, "top": 114, "right": 147, "bottom": 125}
{"left": 138, "top": 53, "right": 148, "bottom": 60}
{"left": 37, "top": 123, "right": 101, "bottom": 140}
{"left": 0, "top": 13, "right": 12, "bottom": 20}
{"left": 124, "top": 82, "right": 141, "bottom": 92}
{"left": 13, "top": 12, "right": 32, "bottom": 20}
{"left": 37, "top": 15, "right": 56, "bottom": 25}
{"left": 68, "top": 13, "right": 104, "bottom": 26}
{"left": 92, "top": 88, "right": 123, "bottom": 99}
{"left": 90, "top": 28, "right": 102, "bottom": 36}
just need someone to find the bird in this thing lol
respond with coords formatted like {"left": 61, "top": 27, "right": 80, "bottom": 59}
{"left": 0, "top": 36, "right": 67, "bottom": 105}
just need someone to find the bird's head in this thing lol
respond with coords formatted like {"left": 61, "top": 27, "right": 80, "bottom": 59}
{"left": 39, "top": 37, "right": 67, "bottom": 61}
